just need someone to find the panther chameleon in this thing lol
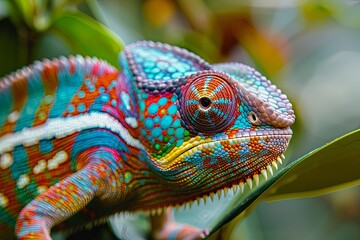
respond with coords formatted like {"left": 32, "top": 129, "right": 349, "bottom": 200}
{"left": 0, "top": 41, "right": 295, "bottom": 239}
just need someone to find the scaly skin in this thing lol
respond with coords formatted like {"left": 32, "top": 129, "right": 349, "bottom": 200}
{"left": 0, "top": 41, "right": 295, "bottom": 239}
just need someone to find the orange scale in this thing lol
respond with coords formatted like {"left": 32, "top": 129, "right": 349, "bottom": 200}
{"left": 250, "top": 126, "right": 258, "bottom": 130}
{"left": 69, "top": 58, "right": 77, "bottom": 74}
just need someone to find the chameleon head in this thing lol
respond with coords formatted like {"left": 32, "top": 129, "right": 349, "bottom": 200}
{"left": 122, "top": 41, "right": 295, "bottom": 210}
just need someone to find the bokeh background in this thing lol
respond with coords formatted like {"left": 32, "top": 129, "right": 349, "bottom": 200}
{"left": 0, "top": 0, "right": 359, "bottom": 239}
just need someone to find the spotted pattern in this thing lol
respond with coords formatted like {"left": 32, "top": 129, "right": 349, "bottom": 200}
{"left": 0, "top": 55, "right": 144, "bottom": 238}
{"left": 139, "top": 92, "right": 191, "bottom": 159}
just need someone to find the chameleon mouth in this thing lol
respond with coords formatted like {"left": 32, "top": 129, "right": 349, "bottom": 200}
{"left": 176, "top": 134, "right": 291, "bottom": 160}
{"left": 132, "top": 153, "right": 285, "bottom": 217}
{"left": 160, "top": 127, "right": 292, "bottom": 166}
{"left": 132, "top": 130, "right": 292, "bottom": 216}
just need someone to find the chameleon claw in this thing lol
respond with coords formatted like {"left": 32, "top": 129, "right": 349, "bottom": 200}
{"left": 200, "top": 228, "right": 210, "bottom": 239}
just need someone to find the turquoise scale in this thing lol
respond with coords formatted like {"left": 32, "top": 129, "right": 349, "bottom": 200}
{"left": 131, "top": 47, "right": 196, "bottom": 80}
{"left": 14, "top": 66, "right": 44, "bottom": 131}
{"left": 160, "top": 116, "right": 172, "bottom": 129}
{"left": 0, "top": 84, "right": 13, "bottom": 127}
{"left": 10, "top": 145, "right": 30, "bottom": 180}
{"left": 125, "top": 42, "right": 211, "bottom": 83}
{"left": 39, "top": 140, "right": 53, "bottom": 154}
{"left": 49, "top": 59, "right": 83, "bottom": 118}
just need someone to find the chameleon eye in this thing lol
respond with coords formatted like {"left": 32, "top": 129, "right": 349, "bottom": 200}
{"left": 248, "top": 111, "right": 261, "bottom": 125}
{"left": 199, "top": 97, "right": 211, "bottom": 110}
{"left": 179, "top": 72, "right": 237, "bottom": 133}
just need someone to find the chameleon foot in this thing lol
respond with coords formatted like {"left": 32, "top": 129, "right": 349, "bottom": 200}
{"left": 16, "top": 221, "right": 51, "bottom": 240}
{"left": 151, "top": 208, "right": 210, "bottom": 240}
{"left": 154, "top": 223, "right": 209, "bottom": 240}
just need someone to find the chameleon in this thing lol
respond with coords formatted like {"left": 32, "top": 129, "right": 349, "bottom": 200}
{"left": 0, "top": 41, "right": 295, "bottom": 240}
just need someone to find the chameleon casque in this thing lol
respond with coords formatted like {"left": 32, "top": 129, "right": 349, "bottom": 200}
{"left": 0, "top": 41, "right": 295, "bottom": 239}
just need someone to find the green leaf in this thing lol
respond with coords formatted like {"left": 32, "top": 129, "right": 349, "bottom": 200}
{"left": 13, "top": 0, "right": 34, "bottom": 26}
{"left": 266, "top": 128, "right": 360, "bottom": 200}
{"left": 203, "top": 128, "right": 360, "bottom": 236}
{"left": 50, "top": 11, "right": 124, "bottom": 68}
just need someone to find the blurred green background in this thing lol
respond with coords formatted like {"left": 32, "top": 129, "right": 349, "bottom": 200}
{"left": 0, "top": 0, "right": 359, "bottom": 239}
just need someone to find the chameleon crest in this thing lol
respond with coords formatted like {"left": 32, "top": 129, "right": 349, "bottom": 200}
{"left": 0, "top": 41, "right": 294, "bottom": 239}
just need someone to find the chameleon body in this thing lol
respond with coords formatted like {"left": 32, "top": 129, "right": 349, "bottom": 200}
{"left": 0, "top": 41, "right": 295, "bottom": 239}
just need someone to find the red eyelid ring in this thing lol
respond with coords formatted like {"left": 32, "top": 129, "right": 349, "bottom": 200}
{"left": 178, "top": 71, "right": 238, "bottom": 134}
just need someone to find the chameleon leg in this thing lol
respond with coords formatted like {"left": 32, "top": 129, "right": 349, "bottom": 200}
{"left": 15, "top": 159, "right": 109, "bottom": 240}
{"left": 150, "top": 208, "right": 209, "bottom": 240}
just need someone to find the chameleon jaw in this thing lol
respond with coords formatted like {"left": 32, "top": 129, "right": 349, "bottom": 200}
{"left": 158, "top": 127, "right": 292, "bottom": 168}
{"left": 132, "top": 153, "right": 285, "bottom": 217}
{"left": 134, "top": 131, "right": 291, "bottom": 215}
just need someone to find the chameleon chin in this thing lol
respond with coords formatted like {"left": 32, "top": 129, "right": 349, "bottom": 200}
{"left": 0, "top": 41, "right": 295, "bottom": 240}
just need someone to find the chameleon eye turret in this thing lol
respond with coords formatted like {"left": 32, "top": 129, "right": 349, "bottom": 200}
{"left": 178, "top": 71, "right": 238, "bottom": 134}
